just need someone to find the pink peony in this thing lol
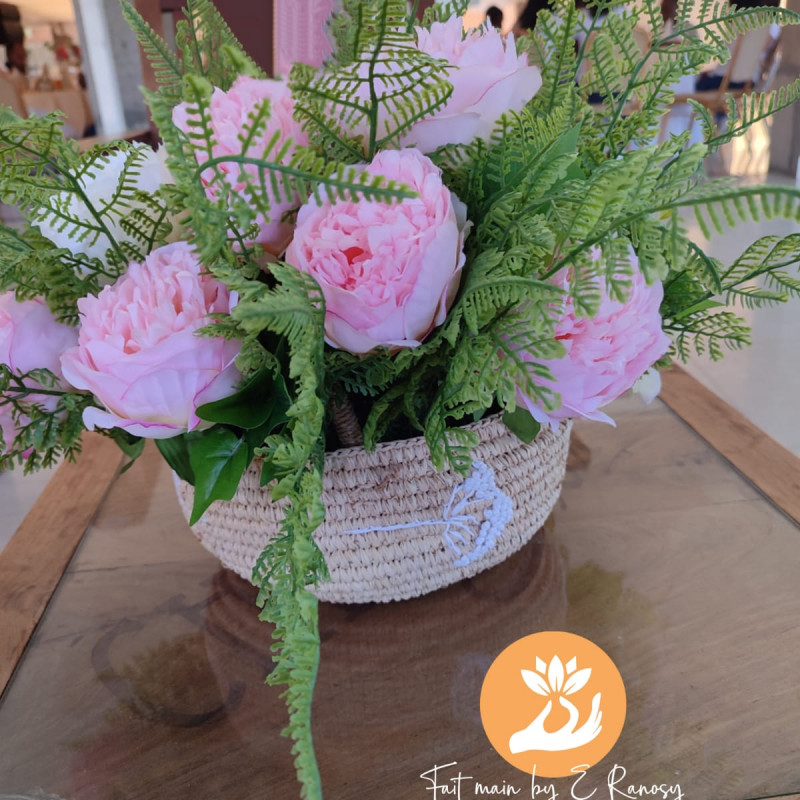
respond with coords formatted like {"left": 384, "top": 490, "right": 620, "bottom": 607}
{"left": 0, "top": 293, "right": 78, "bottom": 455}
{"left": 173, "top": 76, "right": 308, "bottom": 254}
{"left": 285, "top": 148, "right": 468, "bottom": 354}
{"left": 60, "top": 242, "right": 242, "bottom": 439}
{"left": 516, "top": 257, "right": 671, "bottom": 427}
{"left": 401, "top": 18, "right": 542, "bottom": 152}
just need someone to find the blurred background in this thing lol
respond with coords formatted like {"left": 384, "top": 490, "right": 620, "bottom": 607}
{"left": 2, "top": 0, "right": 799, "bottom": 172}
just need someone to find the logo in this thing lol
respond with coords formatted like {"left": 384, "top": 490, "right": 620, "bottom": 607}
{"left": 480, "top": 631, "right": 626, "bottom": 778}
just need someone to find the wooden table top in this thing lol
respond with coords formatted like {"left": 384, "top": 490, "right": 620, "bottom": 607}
{"left": 0, "top": 367, "right": 799, "bottom": 800}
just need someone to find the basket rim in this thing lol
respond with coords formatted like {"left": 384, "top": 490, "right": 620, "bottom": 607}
{"left": 324, "top": 411, "right": 567, "bottom": 465}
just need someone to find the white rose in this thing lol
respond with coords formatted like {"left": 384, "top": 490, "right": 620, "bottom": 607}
{"left": 36, "top": 144, "right": 173, "bottom": 263}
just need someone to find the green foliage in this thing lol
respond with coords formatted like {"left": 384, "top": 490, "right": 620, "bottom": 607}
{"left": 152, "top": 368, "right": 293, "bottom": 523}
{"left": 156, "top": 435, "right": 195, "bottom": 483}
{"left": 503, "top": 406, "right": 542, "bottom": 444}
{"left": 120, "top": 1, "right": 183, "bottom": 104}
{"left": 4, "top": 1, "right": 800, "bottom": 798}
{"left": 197, "top": 367, "right": 291, "bottom": 430}
{"left": 0, "top": 366, "right": 89, "bottom": 471}
{"left": 187, "top": 426, "right": 251, "bottom": 523}
{"left": 240, "top": 264, "right": 328, "bottom": 800}
{"left": 697, "top": 78, "right": 800, "bottom": 151}
{"left": 423, "top": 0, "right": 471, "bottom": 25}
{"left": 663, "top": 232, "right": 800, "bottom": 360}
{"left": 0, "top": 111, "right": 172, "bottom": 304}
{"left": 291, "top": 0, "right": 454, "bottom": 159}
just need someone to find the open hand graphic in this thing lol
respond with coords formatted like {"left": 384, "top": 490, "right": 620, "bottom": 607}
{"left": 509, "top": 655, "right": 603, "bottom": 753}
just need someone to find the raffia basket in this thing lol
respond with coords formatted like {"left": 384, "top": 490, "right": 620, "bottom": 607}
{"left": 174, "top": 413, "right": 571, "bottom": 604}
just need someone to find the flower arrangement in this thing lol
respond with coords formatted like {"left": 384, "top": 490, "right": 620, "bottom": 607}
{"left": 2, "top": 0, "right": 800, "bottom": 796}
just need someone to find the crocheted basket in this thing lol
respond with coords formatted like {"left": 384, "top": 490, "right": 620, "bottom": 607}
{"left": 173, "top": 414, "right": 571, "bottom": 604}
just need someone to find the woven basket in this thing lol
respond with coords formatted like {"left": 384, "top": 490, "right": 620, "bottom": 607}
{"left": 174, "top": 414, "right": 571, "bottom": 604}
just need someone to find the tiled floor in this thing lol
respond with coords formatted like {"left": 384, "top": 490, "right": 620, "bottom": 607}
{"left": 1, "top": 177, "right": 798, "bottom": 553}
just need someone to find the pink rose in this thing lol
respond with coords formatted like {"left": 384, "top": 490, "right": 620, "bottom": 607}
{"left": 173, "top": 76, "right": 308, "bottom": 254}
{"left": 402, "top": 18, "right": 542, "bottom": 152}
{"left": 285, "top": 148, "right": 468, "bottom": 354}
{"left": 516, "top": 255, "right": 671, "bottom": 427}
{"left": 60, "top": 242, "right": 242, "bottom": 439}
{"left": 0, "top": 293, "right": 78, "bottom": 455}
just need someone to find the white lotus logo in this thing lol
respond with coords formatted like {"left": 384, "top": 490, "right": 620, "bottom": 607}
{"left": 509, "top": 655, "right": 603, "bottom": 753}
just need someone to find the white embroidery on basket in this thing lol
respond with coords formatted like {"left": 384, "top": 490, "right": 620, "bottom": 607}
{"left": 343, "top": 460, "right": 514, "bottom": 567}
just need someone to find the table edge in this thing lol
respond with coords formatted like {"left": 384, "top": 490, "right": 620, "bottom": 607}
{"left": 0, "top": 432, "right": 124, "bottom": 697}
{"left": 660, "top": 364, "right": 800, "bottom": 526}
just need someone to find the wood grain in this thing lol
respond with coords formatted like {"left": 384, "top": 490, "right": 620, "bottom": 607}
{"left": 2, "top": 406, "right": 800, "bottom": 798}
{"left": 660, "top": 364, "right": 800, "bottom": 524}
{"left": 0, "top": 433, "right": 124, "bottom": 697}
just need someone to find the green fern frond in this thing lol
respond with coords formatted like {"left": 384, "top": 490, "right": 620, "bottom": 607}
{"left": 722, "top": 233, "right": 800, "bottom": 284}
{"left": 291, "top": 1, "right": 453, "bottom": 159}
{"left": 175, "top": 0, "right": 264, "bottom": 89}
{"left": 666, "top": 309, "right": 751, "bottom": 361}
{"left": 120, "top": 1, "right": 183, "bottom": 103}
{"left": 580, "top": 11, "right": 642, "bottom": 107}
{"left": 705, "top": 78, "right": 800, "bottom": 150}
{"left": 33, "top": 142, "right": 169, "bottom": 272}
{"left": 169, "top": 72, "right": 417, "bottom": 261}
{"left": 547, "top": 143, "right": 678, "bottom": 264}
{"left": 629, "top": 217, "right": 670, "bottom": 283}
{"left": 0, "top": 228, "right": 99, "bottom": 321}
{"left": 0, "top": 111, "right": 73, "bottom": 204}
{"left": 726, "top": 285, "right": 787, "bottom": 308}
{"left": 424, "top": 396, "right": 479, "bottom": 472}
{"left": 232, "top": 263, "right": 328, "bottom": 800}
{"left": 675, "top": 4, "right": 800, "bottom": 52}
{"left": 0, "top": 114, "right": 169, "bottom": 277}
{"left": 530, "top": 7, "right": 581, "bottom": 116}
{"left": 422, "top": 0, "right": 470, "bottom": 25}
{"left": 678, "top": 183, "right": 800, "bottom": 237}
{"left": 491, "top": 322, "right": 563, "bottom": 410}
{"left": 0, "top": 365, "right": 89, "bottom": 472}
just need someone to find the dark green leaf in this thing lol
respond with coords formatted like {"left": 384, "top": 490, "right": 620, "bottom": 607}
{"left": 187, "top": 427, "right": 250, "bottom": 524}
{"left": 108, "top": 429, "right": 146, "bottom": 464}
{"left": 156, "top": 435, "right": 195, "bottom": 484}
{"left": 503, "top": 407, "right": 542, "bottom": 444}
{"left": 196, "top": 368, "right": 291, "bottom": 430}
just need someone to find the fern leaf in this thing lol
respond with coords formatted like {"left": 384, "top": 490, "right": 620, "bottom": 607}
{"left": 666, "top": 310, "right": 751, "bottom": 361}
{"left": 120, "top": 1, "right": 183, "bottom": 103}
{"left": 240, "top": 263, "right": 328, "bottom": 800}
{"left": 706, "top": 78, "right": 800, "bottom": 150}
{"left": 175, "top": 0, "right": 264, "bottom": 89}
{"left": 291, "top": 0, "right": 453, "bottom": 159}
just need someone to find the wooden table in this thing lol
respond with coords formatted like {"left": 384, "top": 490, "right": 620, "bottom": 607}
{"left": 0, "top": 368, "right": 799, "bottom": 800}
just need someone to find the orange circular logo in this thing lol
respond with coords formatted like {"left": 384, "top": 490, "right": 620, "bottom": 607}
{"left": 480, "top": 631, "right": 626, "bottom": 778}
